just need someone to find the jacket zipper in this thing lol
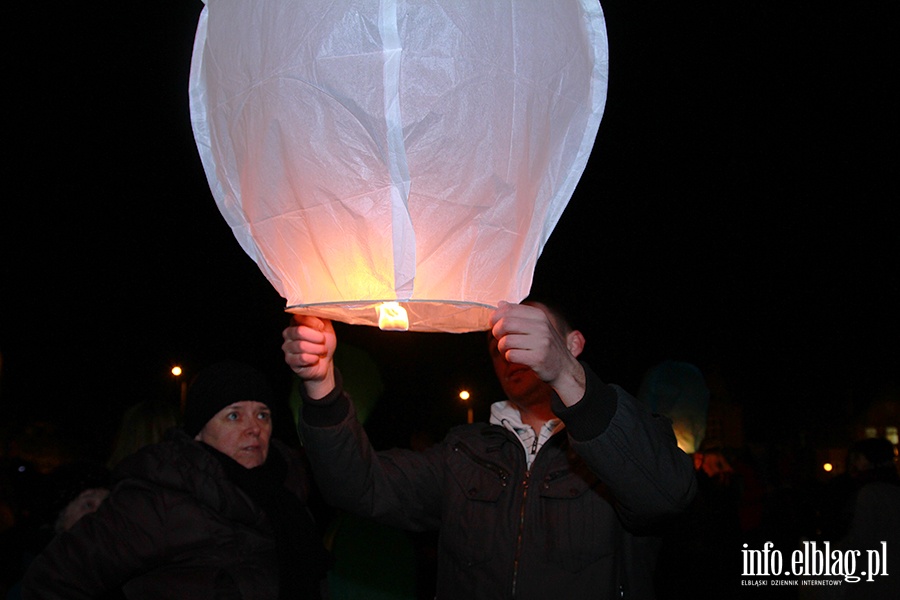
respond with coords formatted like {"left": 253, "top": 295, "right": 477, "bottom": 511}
{"left": 454, "top": 436, "right": 527, "bottom": 598}
{"left": 455, "top": 431, "right": 564, "bottom": 598}
{"left": 510, "top": 430, "right": 567, "bottom": 598}
{"left": 510, "top": 468, "right": 530, "bottom": 599}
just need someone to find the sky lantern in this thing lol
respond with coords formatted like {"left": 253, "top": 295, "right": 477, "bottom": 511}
{"left": 638, "top": 360, "right": 711, "bottom": 455}
{"left": 189, "top": 0, "right": 609, "bottom": 332}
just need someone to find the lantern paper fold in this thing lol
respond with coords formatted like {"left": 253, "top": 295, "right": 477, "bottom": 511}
{"left": 190, "top": 0, "right": 608, "bottom": 332}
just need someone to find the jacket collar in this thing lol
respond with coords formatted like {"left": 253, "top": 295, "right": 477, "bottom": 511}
{"left": 490, "top": 401, "right": 565, "bottom": 468}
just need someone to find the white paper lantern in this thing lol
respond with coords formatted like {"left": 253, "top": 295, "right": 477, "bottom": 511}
{"left": 190, "top": 0, "right": 608, "bottom": 332}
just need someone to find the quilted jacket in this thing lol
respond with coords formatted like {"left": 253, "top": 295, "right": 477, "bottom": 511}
{"left": 23, "top": 429, "right": 316, "bottom": 599}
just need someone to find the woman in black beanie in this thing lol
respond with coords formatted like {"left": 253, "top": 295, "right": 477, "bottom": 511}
{"left": 23, "top": 361, "right": 331, "bottom": 600}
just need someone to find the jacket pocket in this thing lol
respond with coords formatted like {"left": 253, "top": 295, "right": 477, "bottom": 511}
{"left": 441, "top": 442, "right": 510, "bottom": 566}
{"left": 538, "top": 470, "right": 618, "bottom": 573}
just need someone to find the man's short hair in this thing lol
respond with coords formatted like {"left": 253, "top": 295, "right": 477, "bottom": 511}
{"left": 522, "top": 297, "right": 574, "bottom": 335}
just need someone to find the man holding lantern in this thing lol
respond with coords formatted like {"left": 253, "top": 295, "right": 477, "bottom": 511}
{"left": 282, "top": 300, "right": 696, "bottom": 599}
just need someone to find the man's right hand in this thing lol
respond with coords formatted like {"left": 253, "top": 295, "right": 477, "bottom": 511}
{"left": 281, "top": 315, "right": 337, "bottom": 399}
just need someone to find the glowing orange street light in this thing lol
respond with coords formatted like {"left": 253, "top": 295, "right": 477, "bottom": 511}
{"left": 823, "top": 463, "right": 833, "bottom": 473}
{"left": 459, "top": 390, "right": 473, "bottom": 424}
{"left": 172, "top": 365, "right": 187, "bottom": 410}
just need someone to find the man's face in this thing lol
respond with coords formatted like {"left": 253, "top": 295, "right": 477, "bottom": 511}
{"left": 488, "top": 302, "right": 567, "bottom": 405}
{"left": 488, "top": 334, "right": 547, "bottom": 404}
{"left": 195, "top": 401, "right": 272, "bottom": 468}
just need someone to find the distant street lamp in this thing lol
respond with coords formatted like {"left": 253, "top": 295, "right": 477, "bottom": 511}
{"left": 172, "top": 366, "right": 187, "bottom": 410}
{"left": 459, "top": 390, "right": 473, "bottom": 424}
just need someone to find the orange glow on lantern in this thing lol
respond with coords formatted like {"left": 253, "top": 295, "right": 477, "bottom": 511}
{"left": 190, "top": 0, "right": 608, "bottom": 332}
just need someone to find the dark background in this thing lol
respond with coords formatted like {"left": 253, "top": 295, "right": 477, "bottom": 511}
{"left": 2, "top": 1, "right": 897, "bottom": 460}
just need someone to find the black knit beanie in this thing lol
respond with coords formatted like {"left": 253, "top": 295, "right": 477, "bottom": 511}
{"left": 183, "top": 361, "right": 276, "bottom": 437}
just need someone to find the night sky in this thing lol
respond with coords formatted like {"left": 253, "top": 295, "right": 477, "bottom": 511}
{"left": 2, "top": 2, "right": 897, "bottom": 459}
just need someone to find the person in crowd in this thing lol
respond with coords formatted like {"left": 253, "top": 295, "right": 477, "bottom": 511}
{"left": 282, "top": 300, "right": 696, "bottom": 599}
{"left": 835, "top": 437, "right": 899, "bottom": 600}
{"left": 106, "top": 398, "right": 180, "bottom": 470}
{"left": 47, "top": 460, "right": 111, "bottom": 536}
{"left": 23, "top": 360, "right": 331, "bottom": 600}
{"left": 653, "top": 442, "right": 743, "bottom": 600}
{"left": 1, "top": 423, "right": 78, "bottom": 598}
{"left": 846, "top": 437, "right": 898, "bottom": 482}
{"left": 5, "top": 460, "right": 113, "bottom": 600}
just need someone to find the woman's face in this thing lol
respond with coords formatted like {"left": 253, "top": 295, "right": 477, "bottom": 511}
{"left": 195, "top": 401, "right": 272, "bottom": 468}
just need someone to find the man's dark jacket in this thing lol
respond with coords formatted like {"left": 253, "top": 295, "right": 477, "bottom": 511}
{"left": 299, "top": 364, "right": 697, "bottom": 599}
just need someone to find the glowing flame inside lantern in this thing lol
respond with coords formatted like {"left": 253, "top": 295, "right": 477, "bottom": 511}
{"left": 377, "top": 302, "right": 409, "bottom": 331}
{"left": 189, "top": 0, "right": 609, "bottom": 333}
